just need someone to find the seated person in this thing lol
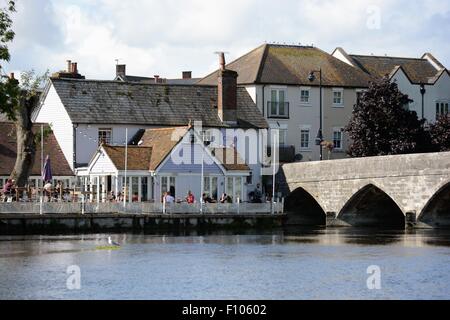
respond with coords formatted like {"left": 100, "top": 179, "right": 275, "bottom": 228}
{"left": 164, "top": 192, "right": 175, "bottom": 204}
{"left": 186, "top": 191, "right": 195, "bottom": 204}
{"left": 202, "top": 193, "right": 215, "bottom": 204}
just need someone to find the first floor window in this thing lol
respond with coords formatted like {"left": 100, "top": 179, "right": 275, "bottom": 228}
{"left": 333, "top": 90, "right": 343, "bottom": 105}
{"left": 300, "top": 90, "right": 310, "bottom": 104}
{"left": 300, "top": 129, "right": 310, "bottom": 149}
{"left": 333, "top": 129, "right": 343, "bottom": 150}
{"left": 98, "top": 128, "right": 112, "bottom": 145}
{"left": 436, "top": 102, "right": 449, "bottom": 119}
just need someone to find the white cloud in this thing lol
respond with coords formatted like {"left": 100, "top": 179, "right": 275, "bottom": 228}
{"left": 5, "top": 0, "right": 450, "bottom": 80}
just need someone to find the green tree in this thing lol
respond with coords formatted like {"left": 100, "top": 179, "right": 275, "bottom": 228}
{"left": 429, "top": 115, "right": 450, "bottom": 152}
{"left": 345, "top": 77, "right": 431, "bottom": 157}
{"left": 0, "top": 1, "right": 47, "bottom": 187}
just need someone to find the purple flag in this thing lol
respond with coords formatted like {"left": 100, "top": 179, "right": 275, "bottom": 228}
{"left": 42, "top": 155, "right": 53, "bottom": 182}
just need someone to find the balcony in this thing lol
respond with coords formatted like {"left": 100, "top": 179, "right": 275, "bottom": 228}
{"left": 267, "top": 101, "right": 290, "bottom": 119}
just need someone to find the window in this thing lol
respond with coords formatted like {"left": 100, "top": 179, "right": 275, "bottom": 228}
{"left": 300, "top": 89, "right": 310, "bottom": 104}
{"left": 203, "top": 177, "right": 218, "bottom": 201}
{"left": 279, "top": 129, "right": 288, "bottom": 146}
{"left": 436, "top": 101, "right": 449, "bottom": 119}
{"left": 356, "top": 90, "right": 365, "bottom": 106}
{"left": 247, "top": 171, "right": 253, "bottom": 185}
{"left": 161, "top": 176, "right": 176, "bottom": 199}
{"left": 333, "top": 89, "right": 344, "bottom": 106}
{"left": 333, "top": 129, "right": 343, "bottom": 150}
{"left": 268, "top": 89, "right": 289, "bottom": 118}
{"left": 225, "top": 177, "right": 244, "bottom": 202}
{"left": 98, "top": 128, "right": 112, "bottom": 145}
{"left": 300, "top": 128, "right": 310, "bottom": 150}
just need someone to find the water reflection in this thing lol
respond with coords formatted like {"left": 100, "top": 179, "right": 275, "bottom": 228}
{"left": 1, "top": 227, "right": 450, "bottom": 300}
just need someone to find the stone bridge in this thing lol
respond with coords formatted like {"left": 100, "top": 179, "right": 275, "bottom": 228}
{"left": 280, "top": 152, "right": 450, "bottom": 228}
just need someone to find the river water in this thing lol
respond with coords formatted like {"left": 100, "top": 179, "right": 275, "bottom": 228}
{"left": 0, "top": 228, "right": 449, "bottom": 300}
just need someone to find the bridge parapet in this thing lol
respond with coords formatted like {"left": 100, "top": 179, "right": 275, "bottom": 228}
{"left": 280, "top": 152, "right": 450, "bottom": 228}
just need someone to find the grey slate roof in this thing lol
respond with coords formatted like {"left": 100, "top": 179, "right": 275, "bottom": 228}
{"left": 349, "top": 54, "right": 442, "bottom": 84}
{"left": 42, "top": 79, "right": 268, "bottom": 129}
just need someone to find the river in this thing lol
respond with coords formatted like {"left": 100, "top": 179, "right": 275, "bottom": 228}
{"left": 0, "top": 228, "right": 449, "bottom": 300}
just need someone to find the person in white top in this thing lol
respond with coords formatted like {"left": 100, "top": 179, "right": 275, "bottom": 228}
{"left": 164, "top": 192, "right": 175, "bottom": 204}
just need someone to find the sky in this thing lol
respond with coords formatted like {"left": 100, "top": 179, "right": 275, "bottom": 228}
{"left": 5, "top": 0, "right": 450, "bottom": 80}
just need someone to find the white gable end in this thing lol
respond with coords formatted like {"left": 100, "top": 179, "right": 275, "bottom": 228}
{"left": 88, "top": 149, "right": 118, "bottom": 175}
{"left": 35, "top": 84, "right": 74, "bottom": 170}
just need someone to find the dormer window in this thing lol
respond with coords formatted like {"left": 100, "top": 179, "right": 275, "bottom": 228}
{"left": 98, "top": 128, "right": 112, "bottom": 145}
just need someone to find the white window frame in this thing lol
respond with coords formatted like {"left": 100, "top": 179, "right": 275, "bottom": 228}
{"left": 203, "top": 176, "right": 219, "bottom": 201}
{"left": 332, "top": 88, "right": 344, "bottom": 107}
{"left": 160, "top": 176, "right": 176, "bottom": 199}
{"left": 98, "top": 128, "right": 113, "bottom": 146}
{"left": 300, "top": 87, "right": 311, "bottom": 105}
{"left": 436, "top": 100, "right": 449, "bottom": 119}
{"left": 225, "top": 176, "right": 244, "bottom": 203}
{"left": 300, "top": 125, "right": 311, "bottom": 150}
{"left": 268, "top": 88, "right": 288, "bottom": 118}
{"left": 333, "top": 127, "right": 344, "bottom": 151}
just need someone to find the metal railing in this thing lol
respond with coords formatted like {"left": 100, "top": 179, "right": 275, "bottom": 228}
{"left": 267, "top": 101, "right": 290, "bottom": 119}
{"left": 0, "top": 201, "right": 285, "bottom": 216}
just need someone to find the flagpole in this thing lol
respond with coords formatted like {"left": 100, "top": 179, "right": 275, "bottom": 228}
{"left": 40, "top": 125, "right": 43, "bottom": 215}
{"left": 123, "top": 128, "right": 128, "bottom": 209}
{"left": 272, "top": 130, "right": 277, "bottom": 215}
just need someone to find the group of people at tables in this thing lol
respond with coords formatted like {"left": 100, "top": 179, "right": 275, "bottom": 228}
{"left": 1, "top": 179, "right": 71, "bottom": 202}
{"left": 162, "top": 190, "right": 234, "bottom": 205}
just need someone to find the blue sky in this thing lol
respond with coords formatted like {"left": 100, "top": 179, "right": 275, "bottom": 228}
{"left": 5, "top": 0, "right": 450, "bottom": 80}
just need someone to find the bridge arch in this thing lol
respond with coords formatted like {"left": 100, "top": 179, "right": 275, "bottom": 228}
{"left": 284, "top": 186, "right": 326, "bottom": 226}
{"left": 338, "top": 184, "right": 405, "bottom": 228}
{"left": 419, "top": 181, "right": 450, "bottom": 228}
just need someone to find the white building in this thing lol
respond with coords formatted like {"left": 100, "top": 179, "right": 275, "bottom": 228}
{"left": 198, "top": 44, "right": 373, "bottom": 161}
{"left": 33, "top": 61, "right": 269, "bottom": 200}
{"left": 332, "top": 48, "right": 450, "bottom": 122}
{"left": 84, "top": 127, "right": 251, "bottom": 203}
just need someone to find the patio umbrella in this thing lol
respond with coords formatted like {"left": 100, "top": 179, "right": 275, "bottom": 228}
{"left": 42, "top": 155, "right": 53, "bottom": 182}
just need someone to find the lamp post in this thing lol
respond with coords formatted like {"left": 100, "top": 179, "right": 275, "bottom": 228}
{"left": 420, "top": 83, "right": 426, "bottom": 120}
{"left": 308, "top": 69, "right": 323, "bottom": 161}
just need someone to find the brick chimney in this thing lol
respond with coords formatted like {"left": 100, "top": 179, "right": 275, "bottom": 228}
{"left": 116, "top": 64, "right": 126, "bottom": 78}
{"left": 217, "top": 53, "right": 238, "bottom": 123}
{"left": 182, "top": 71, "right": 192, "bottom": 79}
{"left": 51, "top": 60, "right": 86, "bottom": 80}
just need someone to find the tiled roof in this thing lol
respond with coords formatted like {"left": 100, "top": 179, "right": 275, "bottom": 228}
{"left": 44, "top": 79, "right": 267, "bottom": 129}
{"left": 197, "top": 44, "right": 373, "bottom": 87}
{"left": 139, "top": 127, "right": 189, "bottom": 171}
{"left": 0, "top": 122, "right": 74, "bottom": 176}
{"left": 102, "top": 145, "right": 153, "bottom": 171}
{"left": 349, "top": 54, "right": 441, "bottom": 84}
{"left": 212, "top": 148, "right": 250, "bottom": 171}
{"left": 137, "top": 127, "right": 250, "bottom": 172}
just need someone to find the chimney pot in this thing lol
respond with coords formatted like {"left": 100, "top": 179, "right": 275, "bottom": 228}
{"left": 9, "top": 72, "right": 14, "bottom": 80}
{"left": 67, "top": 60, "right": 72, "bottom": 73}
{"left": 182, "top": 71, "right": 192, "bottom": 79}
{"left": 219, "top": 52, "right": 226, "bottom": 71}
{"left": 71, "top": 62, "right": 78, "bottom": 74}
{"left": 154, "top": 75, "right": 160, "bottom": 83}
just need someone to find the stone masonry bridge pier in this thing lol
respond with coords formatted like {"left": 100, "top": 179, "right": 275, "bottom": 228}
{"left": 280, "top": 152, "right": 450, "bottom": 228}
